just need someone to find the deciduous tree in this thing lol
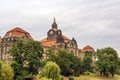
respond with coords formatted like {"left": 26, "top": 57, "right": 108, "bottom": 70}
{"left": 10, "top": 40, "right": 43, "bottom": 79}
{"left": 96, "top": 47, "right": 118, "bottom": 77}
{"left": 82, "top": 51, "right": 93, "bottom": 73}
{"left": 46, "top": 48, "right": 82, "bottom": 76}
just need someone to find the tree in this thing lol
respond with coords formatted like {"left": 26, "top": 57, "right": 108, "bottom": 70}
{"left": 25, "top": 40, "right": 43, "bottom": 75}
{"left": 10, "top": 40, "right": 43, "bottom": 79}
{"left": 82, "top": 51, "right": 93, "bottom": 73}
{"left": 96, "top": 47, "right": 118, "bottom": 77}
{"left": 46, "top": 48, "right": 82, "bottom": 76}
{"left": 0, "top": 61, "right": 14, "bottom": 80}
{"left": 42, "top": 61, "right": 61, "bottom": 80}
{"left": 117, "top": 58, "right": 120, "bottom": 74}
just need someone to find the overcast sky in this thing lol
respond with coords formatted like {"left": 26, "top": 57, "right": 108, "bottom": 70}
{"left": 0, "top": 0, "right": 120, "bottom": 56}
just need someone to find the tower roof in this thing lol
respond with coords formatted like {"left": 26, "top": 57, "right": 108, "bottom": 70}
{"left": 4, "top": 27, "right": 32, "bottom": 39}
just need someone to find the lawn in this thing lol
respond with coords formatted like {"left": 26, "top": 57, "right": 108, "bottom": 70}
{"left": 64, "top": 74, "right": 120, "bottom": 80}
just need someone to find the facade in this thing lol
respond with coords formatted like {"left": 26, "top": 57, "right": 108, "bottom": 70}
{"left": 40, "top": 18, "right": 95, "bottom": 59}
{"left": 0, "top": 27, "right": 32, "bottom": 63}
{"left": 0, "top": 18, "right": 95, "bottom": 63}
{"left": 40, "top": 18, "right": 79, "bottom": 56}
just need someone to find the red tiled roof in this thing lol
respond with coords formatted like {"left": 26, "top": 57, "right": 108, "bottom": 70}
{"left": 81, "top": 45, "right": 94, "bottom": 53}
{"left": 83, "top": 45, "right": 93, "bottom": 50}
{"left": 4, "top": 27, "right": 32, "bottom": 39}
{"left": 41, "top": 39, "right": 56, "bottom": 47}
{"left": 40, "top": 35, "right": 70, "bottom": 47}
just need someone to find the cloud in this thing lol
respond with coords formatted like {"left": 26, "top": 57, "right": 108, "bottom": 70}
{"left": 0, "top": 0, "right": 120, "bottom": 56}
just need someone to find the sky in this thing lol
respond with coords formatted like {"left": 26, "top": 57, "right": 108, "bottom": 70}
{"left": 0, "top": 0, "right": 120, "bottom": 56}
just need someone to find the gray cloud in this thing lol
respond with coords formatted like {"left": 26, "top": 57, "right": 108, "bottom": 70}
{"left": 0, "top": 0, "right": 120, "bottom": 56}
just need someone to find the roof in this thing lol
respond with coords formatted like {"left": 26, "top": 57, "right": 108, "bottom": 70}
{"left": 4, "top": 27, "right": 32, "bottom": 39}
{"left": 81, "top": 45, "right": 94, "bottom": 53}
{"left": 40, "top": 35, "right": 70, "bottom": 47}
{"left": 83, "top": 45, "right": 93, "bottom": 50}
{"left": 40, "top": 39, "right": 56, "bottom": 47}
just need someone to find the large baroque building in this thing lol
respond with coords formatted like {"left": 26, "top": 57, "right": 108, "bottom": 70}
{"left": 0, "top": 18, "right": 95, "bottom": 63}
{"left": 40, "top": 18, "right": 79, "bottom": 56}
{"left": 40, "top": 18, "right": 95, "bottom": 59}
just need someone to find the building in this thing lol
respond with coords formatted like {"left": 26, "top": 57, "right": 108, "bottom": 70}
{"left": 79, "top": 45, "right": 95, "bottom": 61}
{"left": 40, "top": 18, "right": 79, "bottom": 57}
{"left": 0, "top": 18, "right": 95, "bottom": 63}
{"left": 0, "top": 27, "right": 32, "bottom": 63}
{"left": 40, "top": 18, "right": 95, "bottom": 59}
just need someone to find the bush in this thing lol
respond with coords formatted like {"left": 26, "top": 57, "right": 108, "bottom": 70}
{"left": 39, "top": 77, "right": 52, "bottom": 80}
{"left": 69, "top": 76, "right": 74, "bottom": 80}
{"left": 74, "top": 72, "right": 80, "bottom": 76}
{"left": 84, "top": 71, "right": 91, "bottom": 75}
{"left": 0, "top": 61, "right": 14, "bottom": 80}
{"left": 60, "top": 75, "right": 64, "bottom": 80}
{"left": 56, "top": 75, "right": 64, "bottom": 80}
{"left": 42, "top": 61, "right": 61, "bottom": 80}
{"left": 16, "top": 76, "right": 24, "bottom": 80}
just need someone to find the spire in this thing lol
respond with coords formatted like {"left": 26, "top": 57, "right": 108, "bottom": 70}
{"left": 53, "top": 17, "right": 56, "bottom": 23}
{"left": 52, "top": 17, "right": 57, "bottom": 30}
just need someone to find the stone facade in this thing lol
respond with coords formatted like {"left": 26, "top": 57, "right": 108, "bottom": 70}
{"left": 0, "top": 27, "right": 32, "bottom": 63}
{"left": 0, "top": 18, "right": 95, "bottom": 63}
{"left": 40, "top": 18, "right": 79, "bottom": 57}
{"left": 40, "top": 18, "right": 95, "bottom": 59}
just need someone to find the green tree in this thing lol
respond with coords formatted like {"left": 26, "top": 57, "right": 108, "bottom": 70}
{"left": 10, "top": 40, "right": 43, "bottom": 79}
{"left": 0, "top": 61, "right": 14, "bottom": 80}
{"left": 42, "top": 61, "right": 61, "bottom": 80}
{"left": 96, "top": 47, "right": 118, "bottom": 77}
{"left": 25, "top": 40, "right": 43, "bottom": 75}
{"left": 82, "top": 51, "right": 93, "bottom": 73}
{"left": 117, "top": 58, "right": 120, "bottom": 74}
{"left": 46, "top": 48, "right": 81, "bottom": 76}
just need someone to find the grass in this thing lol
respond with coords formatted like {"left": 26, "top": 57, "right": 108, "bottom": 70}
{"left": 36, "top": 73, "right": 120, "bottom": 80}
{"left": 64, "top": 74, "right": 120, "bottom": 80}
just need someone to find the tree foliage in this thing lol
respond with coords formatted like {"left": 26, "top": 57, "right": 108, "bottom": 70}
{"left": 117, "top": 58, "right": 120, "bottom": 74}
{"left": 42, "top": 61, "right": 61, "bottom": 80}
{"left": 96, "top": 47, "right": 118, "bottom": 77}
{"left": 46, "top": 48, "right": 81, "bottom": 76}
{"left": 82, "top": 51, "right": 93, "bottom": 73}
{"left": 10, "top": 40, "right": 43, "bottom": 79}
{"left": 0, "top": 61, "right": 14, "bottom": 80}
